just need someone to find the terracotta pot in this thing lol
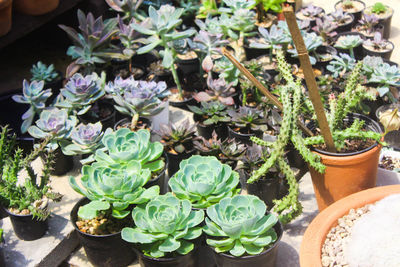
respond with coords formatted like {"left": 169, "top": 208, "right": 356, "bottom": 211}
{"left": 309, "top": 143, "right": 382, "bottom": 211}
{"left": 0, "top": 0, "right": 12, "bottom": 37}
{"left": 14, "top": 0, "right": 59, "bottom": 15}
{"left": 300, "top": 184, "right": 400, "bottom": 267}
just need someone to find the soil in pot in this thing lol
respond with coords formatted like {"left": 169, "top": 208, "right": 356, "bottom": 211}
{"left": 209, "top": 218, "right": 283, "bottom": 267}
{"left": 79, "top": 101, "right": 116, "bottom": 130}
{"left": 113, "top": 117, "right": 151, "bottom": 132}
{"left": 0, "top": 0, "right": 12, "bottom": 37}
{"left": 363, "top": 5, "right": 394, "bottom": 39}
{"left": 315, "top": 46, "right": 337, "bottom": 71}
{"left": 4, "top": 207, "right": 48, "bottom": 241}
{"left": 71, "top": 198, "right": 136, "bottom": 267}
{"left": 334, "top": 0, "right": 366, "bottom": 23}
{"left": 352, "top": 23, "right": 384, "bottom": 40}
{"left": 147, "top": 60, "right": 174, "bottom": 87}
{"left": 362, "top": 39, "right": 394, "bottom": 60}
{"left": 109, "top": 62, "right": 146, "bottom": 81}
{"left": 379, "top": 154, "right": 400, "bottom": 171}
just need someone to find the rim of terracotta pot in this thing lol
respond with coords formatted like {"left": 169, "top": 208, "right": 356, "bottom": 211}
{"left": 300, "top": 184, "right": 400, "bottom": 267}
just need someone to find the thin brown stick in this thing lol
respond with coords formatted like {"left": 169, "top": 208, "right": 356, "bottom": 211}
{"left": 222, "top": 47, "right": 314, "bottom": 137}
{"left": 283, "top": 6, "right": 336, "bottom": 152}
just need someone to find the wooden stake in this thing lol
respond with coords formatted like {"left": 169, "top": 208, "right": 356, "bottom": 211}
{"left": 222, "top": 48, "right": 313, "bottom": 137}
{"left": 282, "top": 6, "right": 336, "bottom": 152}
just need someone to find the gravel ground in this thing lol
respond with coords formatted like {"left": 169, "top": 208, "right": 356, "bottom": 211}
{"left": 321, "top": 205, "right": 371, "bottom": 267}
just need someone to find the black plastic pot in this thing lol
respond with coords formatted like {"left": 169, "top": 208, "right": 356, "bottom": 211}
{"left": 4, "top": 208, "right": 48, "bottom": 241}
{"left": 194, "top": 116, "right": 228, "bottom": 140}
{"left": 78, "top": 101, "right": 116, "bottom": 131}
{"left": 209, "top": 216, "right": 283, "bottom": 267}
{"left": 43, "top": 147, "right": 74, "bottom": 176}
{"left": 362, "top": 40, "right": 394, "bottom": 60}
{"left": 227, "top": 126, "right": 262, "bottom": 145}
{"left": 244, "top": 45, "right": 269, "bottom": 61}
{"left": 108, "top": 59, "right": 147, "bottom": 81}
{"left": 334, "top": 31, "right": 365, "bottom": 60}
{"left": 145, "top": 151, "right": 169, "bottom": 194}
{"left": 166, "top": 149, "right": 195, "bottom": 178}
{"left": 71, "top": 198, "right": 136, "bottom": 267}
{"left": 242, "top": 170, "right": 280, "bottom": 209}
{"left": 177, "top": 57, "right": 200, "bottom": 76}
{"left": 328, "top": 12, "right": 354, "bottom": 33}
{"left": 334, "top": 0, "right": 366, "bottom": 24}
{"left": 315, "top": 45, "right": 337, "bottom": 71}
{"left": 169, "top": 95, "right": 198, "bottom": 112}
{"left": 135, "top": 247, "right": 197, "bottom": 267}
{"left": 363, "top": 5, "right": 393, "bottom": 39}
{"left": 0, "top": 89, "right": 29, "bottom": 136}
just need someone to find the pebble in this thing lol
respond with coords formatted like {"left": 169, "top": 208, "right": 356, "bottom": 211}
{"left": 321, "top": 205, "right": 371, "bottom": 266}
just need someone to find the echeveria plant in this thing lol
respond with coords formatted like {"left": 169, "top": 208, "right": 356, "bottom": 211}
{"left": 188, "top": 101, "right": 231, "bottom": 126}
{"left": 30, "top": 61, "right": 59, "bottom": 83}
{"left": 28, "top": 107, "right": 77, "bottom": 151}
{"left": 363, "top": 32, "right": 392, "bottom": 51}
{"left": 368, "top": 63, "right": 400, "bottom": 102}
{"left": 204, "top": 195, "right": 279, "bottom": 257}
{"left": 194, "top": 75, "right": 236, "bottom": 105}
{"left": 228, "top": 106, "right": 269, "bottom": 133}
{"left": 12, "top": 80, "right": 52, "bottom": 133}
{"left": 131, "top": 5, "right": 196, "bottom": 98}
{"left": 287, "top": 32, "right": 323, "bottom": 65}
{"left": 95, "top": 128, "right": 165, "bottom": 173}
{"left": 59, "top": 10, "right": 118, "bottom": 71}
{"left": 326, "top": 53, "right": 357, "bottom": 78}
{"left": 57, "top": 72, "right": 105, "bottom": 115}
{"left": 121, "top": 193, "right": 204, "bottom": 258}
{"left": 334, "top": 34, "right": 364, "bottom": 59}
{"left": 300, "top": 5, "right": 323, "bottom": 19}
{"left": 61, "top": 122, "right": 109, "bottom": 164}
{"left": 69, "top": 160, "right": 158, "bottom": 219}
{"left": 168, "top": 155, "right": 240, "bottom": 208}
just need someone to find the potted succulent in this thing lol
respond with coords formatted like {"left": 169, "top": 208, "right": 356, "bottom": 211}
{"left": 194, "top": 75, "right": 237, "bottom": 106}
{"left": 59, "top": 10, "right": 118, "bottom": 76}
{"left": 312, "top": 17, "right": 338, "bottom": 45}
{"left": 69, "top": 151, "right": 159, "bottom": 267}
{"left": 352, "top": 13, "right": 384, "bottom": 39}
{"left": 204, "top": 195, "right": 282, "bottom": 267}
{"left": 334, "top": 32, "right": 364, "bottom": 60}
{"left": 227, "top": 106, "right": 271, "bottom": 145}
{"left": 107, "top": 76, "right": 169, "bottom": 131}
{"left": 363, "top": 2, "right": 394, "bottom": 39}
{"left": 121, "top": 193, "right": 204, "bottom": 266}
{"left": 93, "top": 128, "right": 167, "bottom": 191}
{"left": 366, "top": 62, "right": 400, "bottom": 105}
{"left": 375, "top": 104, "right": 400, "bottom": 150}
{"left": 326, "top": 53, "right": 357, "bottom": 88}
{"left": 287, "top": 32, "right": 325, "bottom": 65}
{"left": 189, "top": 101, "right": 231, "bottom": 140}
{"left": 334, "top": 0, "right": 366, "bottom": 22}
{"left": 27, "top": 107, "right": 77, "bottom": 175}
{"left": 168, "top": 155, "right": 242, "bottom": 266}
{"left": 248, "top": 25, "right": 291, "bottom": 66}
{"left": 0, "top": 126, "right": 62, "bottom": 241}
{"left": 377, "top": 148, "right": 400, "bottom": 185}
{"left": 131, "top": 5, "right": 196, "bottom": 105}
{"left": 236, "top": 144, "right": 281, "bottom": 209}
{"left": 56, "top": 72, "right": 115, "bottom": 130}
{"left": 295, "top": 5, "right": 325, "bottom": 27}
{"left": 168, "top": 155, "right": 241, "bottom": 209}
{"left": 157, "top": 119, "right": 199, "bottom": 177}
{"left": 60, "top": 122, "right": 109, "bottom": 165}
{"left": 362, "top": 32, "right": 394, "bottom": 60}
{"left": 30, "top": 61, "right": 63, "bottom": 98}
{"left": 13, "top": 0, "right": 59, "bottom": 15}
{"left": 194, "top": 131, "right": 246, "bottom": 169}
{"left": 327, "top": 9, "right": 354, "bottom": 33}
{"left": 0, "top": 0, "right": 12, "bottom": 37}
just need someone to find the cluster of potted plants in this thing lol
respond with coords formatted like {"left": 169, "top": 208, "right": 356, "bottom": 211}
{"left": 1, "top": 0, "right": 400, "bottom": 266}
